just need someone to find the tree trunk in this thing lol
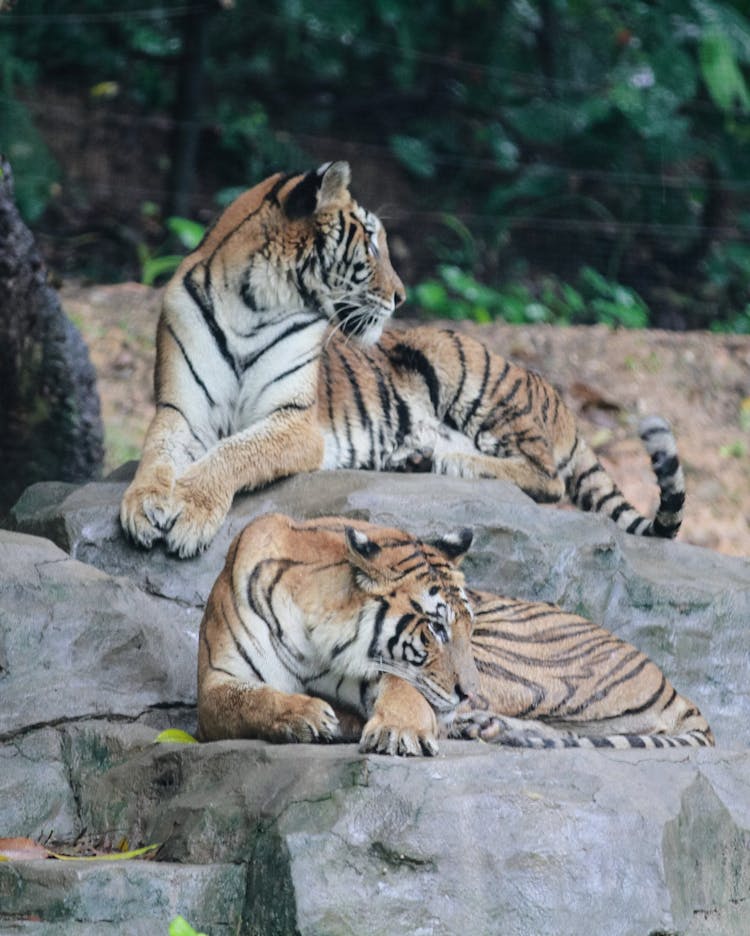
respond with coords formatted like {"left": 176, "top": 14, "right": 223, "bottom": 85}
{"left": 0, "top": 156, "right": 104, "bottom": 517}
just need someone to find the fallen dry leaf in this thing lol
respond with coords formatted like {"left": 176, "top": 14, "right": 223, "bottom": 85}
{"left": 0, "top": 837, "right": 52, "bottom": 861}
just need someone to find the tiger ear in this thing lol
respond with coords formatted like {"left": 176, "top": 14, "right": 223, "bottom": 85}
{"left": 282, "top": 171, "right": 320, "bottom": 220}
{"left": 282, "top": 161, "right": 351, "bottom": 220}
{"left": 316, "top": 160, "right": 351, "bottom": 211}
{"left": 345, "top": 527, "right": 382, "bottom": 563}
{"left": 429, "top": 528, "right": 473, "bottom": 565}
{"left": 345, "top": 526, "right": 387, "bottom": 590}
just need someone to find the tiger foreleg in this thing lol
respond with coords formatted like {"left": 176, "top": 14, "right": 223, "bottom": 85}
{"left": 359, "top": 674, "right": 439, "bottom": 756}
{"left": 120, "top": 407, "right": 203, "bottom": 548}
{"left": 164, "top": 411, "right": 325, "bottom": 557}
{"left": 198, "top": 680, "right": 341, "bottom": 744}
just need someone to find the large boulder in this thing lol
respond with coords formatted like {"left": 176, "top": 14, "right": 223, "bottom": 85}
{"left": 0, "top": 157, "right": 103, "bottom": 517}
{"left": 2, "top": 471, "right": 750, "bottom": 934}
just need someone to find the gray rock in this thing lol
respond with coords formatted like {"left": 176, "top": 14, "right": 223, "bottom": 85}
{"left": 10, "top": 471, "right": 750, "bottom": 745}
{"left": 3, "top": 471, "right": 750, "bottom": 934}
{"left": 0, "top": 860, "right": 245, "bottom": 935}
{"left": 0, "top": 531, "right": 200, "bottom": 740}
{"left": 66, "top": 741, "right": 750, "bottom": 936}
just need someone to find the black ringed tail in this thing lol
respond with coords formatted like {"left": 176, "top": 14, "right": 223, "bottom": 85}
{"left": 564, "top": 415, "right": 685, "bottom": 539}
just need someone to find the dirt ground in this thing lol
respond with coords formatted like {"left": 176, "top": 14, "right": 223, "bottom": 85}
{"left": 61, "top": 281, "right": 750, "bottom": 558}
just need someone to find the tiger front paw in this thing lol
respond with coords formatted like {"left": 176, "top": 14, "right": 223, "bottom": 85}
{"left": 359, "top": 711, "right": 439, "bottom": 757}
{"left": 163, "top": 475, "right": 232, "bottom": 558}
{"left": 273, "top": 695, "right": 341, "bottom": 743}
{"left": 119, "top": 470, "right": 176, "bottom": 549}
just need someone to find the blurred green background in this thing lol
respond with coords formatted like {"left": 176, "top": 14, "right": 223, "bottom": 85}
{"left": 3, "top": 0, "right": 750, "bottom": 330}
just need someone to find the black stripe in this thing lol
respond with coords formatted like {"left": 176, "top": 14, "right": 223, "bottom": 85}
{"left": 335, "top": 347, "right": 375, "bottom": 465}
{"left": 488, "top": 360, "right": 511, "bottom": 399}
{"left": 201, "top": 628, "right": 236, "bottom": 679}
{"left": 461, "top": 346, "right": 491, "bottom": 431}
{"left": 497, "top": 376, "right": 522, "bottom": 408}
{"left": 259, "top": 354, "right": 319, "bottom": 394}
{"left": 241, "top": 315, "right": 325, "bottom": 372}
{"left": 620, "top": 675, "right": 667, "bottom": 716}
{"left": 387, "top": 614, "right": 416, "bottom": 658}
{"left": 183, "top": 264, "right": 239, "bottom": 378}
{"left": 367, "top": 601, "right": 389, "bottom": 659}
{"left": 165, "top": 323, "right": 216, "bottom": 407}
{"left": 652, "top": 454, "right": 679, "bottom": 478}
{"left": 446, "top": 333, "right": 468, "bottom": 422}
{"left": 659, "top": 491, "right": 685, "bottom": 512}
{"left": 609, "top": 502, "right": 630, "bottom": 523}
{"left": 594, "top": 490, "right": 619, "bottom": 511}
{"left": 640, "top": 424, "right": 667, "bottom": 442}
{"left": 572, "top": 464, "right": 599, "bottom": 500}
{"left": 389, "top": 342, "right": 442, "bottom": 414}
{"left": 157, "top": 401, "right": 209, "bottom": 450}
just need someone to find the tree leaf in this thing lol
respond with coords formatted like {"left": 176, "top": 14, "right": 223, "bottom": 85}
{"left": 170, "top": 916, "right": 208, "bottom": 936}
{"left": 699, "top": 32, "right": 750, "bottom": 112}
{"left": 153, "top": 729, "right": 198, "bottom": 745}
{"left": 49, "top": 843, "right": 161, "bottom": 862}
{"left": 0, "top": 837, "right": 52, "bottom": 861}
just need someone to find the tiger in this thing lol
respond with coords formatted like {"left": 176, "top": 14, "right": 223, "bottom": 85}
{"left": 452, "top": 591, "right": 713, "bottom": 749}
{"left": 197, "top": 513, "right": 712, "bottom": 756}
{"left": 120, "top": 160, "right": 685, "bottom": 558}
{"left": 197, "top": 512, "right": 479, "bottom": 757}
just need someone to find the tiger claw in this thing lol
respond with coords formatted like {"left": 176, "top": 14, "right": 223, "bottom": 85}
{"left": 359, "top": 722, "right": 439, "bottom": 757}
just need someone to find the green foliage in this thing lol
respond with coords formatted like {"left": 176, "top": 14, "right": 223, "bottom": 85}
{"left": 0, "top": 95, "right": 59, "bottom": 222}
{"left": 169, "top": 917, "right": 207, "bottom": 936}
{"left": 412, "top": 265, "right": 650, "bottom": 329}
{"left": 3, "top": 0, "right": 750, "bottom": 329}
{"left": 138, "top": 215, "right": 206, "bottom": 287}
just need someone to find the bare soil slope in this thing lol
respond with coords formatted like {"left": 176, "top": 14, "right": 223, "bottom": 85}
{"left": 61, "top": 281, "right": 750, "bottom": 557}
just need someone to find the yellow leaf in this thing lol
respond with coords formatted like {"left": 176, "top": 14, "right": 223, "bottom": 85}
{"left": 153, "top": 729, "right": 198, "bottom": 745}
{"left": 90, "top": 81, "right": 119, "bottom": 100}
{"left": 50, "top": 843, "right": 161, "bottom": 862}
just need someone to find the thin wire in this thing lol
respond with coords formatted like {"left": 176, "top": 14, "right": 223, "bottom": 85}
{"left": 0, "top": 4, "right": 204, "bottom": 23}
{"left": 10, "top": 94, "right": 750, "bottom": 196}
{"left": 2, "top": 1, "right": 747, "bottom": 115}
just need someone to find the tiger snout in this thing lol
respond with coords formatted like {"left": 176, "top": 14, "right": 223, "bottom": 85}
{"left": 446, "top": 643, "right": 480, "bottom": 710}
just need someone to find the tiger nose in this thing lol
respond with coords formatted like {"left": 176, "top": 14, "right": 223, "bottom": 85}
{"left": 455, "top": 682, "right": 476, "bottom": 705}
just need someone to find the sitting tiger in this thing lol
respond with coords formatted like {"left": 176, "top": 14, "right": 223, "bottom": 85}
{"left": 121, "top": 161, "right": 685, "bottom": 558}
{"left": 197, "top": 513, "right": 713, "bottom": 755}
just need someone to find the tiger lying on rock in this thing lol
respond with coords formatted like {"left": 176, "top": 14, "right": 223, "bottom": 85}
{"left": 121, "top": 161, "right": 685, "bottom": 558}
{"left": 197, "top": 513, "right": 713, "bottom": 755}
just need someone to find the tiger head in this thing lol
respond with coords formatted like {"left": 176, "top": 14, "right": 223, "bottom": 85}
{"left": 344, "top": 523, "right": 479, "bottom": 717}
{"left": 191, "top": 161, "right": 405, "bottom": 346}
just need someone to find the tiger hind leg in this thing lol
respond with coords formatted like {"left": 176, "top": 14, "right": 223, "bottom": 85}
{"left": 435, "top": 451, "right": 565, "bottom": 503}
{"left": 450, "top": 711, "right": 714, "bottom": 749}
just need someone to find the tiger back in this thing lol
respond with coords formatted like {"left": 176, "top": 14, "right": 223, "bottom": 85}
{"left": 319, "top": 326, "right": 685, "bottom": 539}
{"left": 452, "top": 590, "right": 713, "bottom": 749}
{"left": 197, "top": 513, "right": 477, "bottom": 757}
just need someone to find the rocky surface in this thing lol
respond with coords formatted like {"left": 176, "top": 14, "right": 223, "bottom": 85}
{"left": 2, "top": 471, "right": 750, "bottom": 934}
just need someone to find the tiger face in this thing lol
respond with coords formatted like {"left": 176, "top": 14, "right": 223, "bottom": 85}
{"left": 344, "top": 524, "right": 478, "bottom": 715}
{"left": 295, "top": 162, "right": 406, "bottom": 344}
{"left": 187, "top": 160, "right": 405, "bottom": 348}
